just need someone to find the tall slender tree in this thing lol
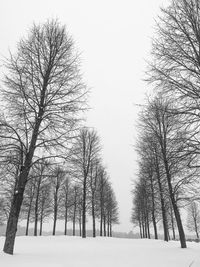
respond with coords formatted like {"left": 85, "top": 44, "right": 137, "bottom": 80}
{"left": 88, "top": 158, "right": 101, "bottom": 237}
{"left": 71, "top": 128, "right": 100, "bottom": 238}
{"left": 148, "top": 0, "right": 200, "bottom": 168}
{"left": 1, "top": 19, "right": 87, "bottom": 254}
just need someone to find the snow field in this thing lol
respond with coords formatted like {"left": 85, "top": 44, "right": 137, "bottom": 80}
{"left": 0, "top": 236, "right": 200, "bottom": 267}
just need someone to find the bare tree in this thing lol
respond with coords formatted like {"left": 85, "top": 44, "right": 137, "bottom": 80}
{"left": 148, "top": 0, "right": 200, "bottom": 167}
{"left": 88, "top": 158, "right": 101, "bottom": 237}
{"left": 104, "top": 184, "right": 119, "bottom": 237}
{"left": 187, "top": 201, "right": 200, "bottom": 239}
{"left": 136, "top": 96, "right": 196, "bottom": 248}
{"left": 134, "top": 132, "right": 169, "bottom": 241}
{"left": 97, "top": 166, "right": 108, "bottom": 236}
{"left": 77, "top": 191, "right": 83, "bottom": 237}
{"left": 1, "top": 19, "right": 87, "bottom": 254}
{"left": 71, "top": 128, "right": 100, "bottom": 238}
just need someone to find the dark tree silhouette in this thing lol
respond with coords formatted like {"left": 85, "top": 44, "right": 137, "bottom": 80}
{"left": 149, "top": 0, "right": 200, "bottom": 168}
{"left": 1, "top": 19, "right": 87, "bottom": 254}
{"left": 71, "top": 128, "right": 100, "bottom": 238}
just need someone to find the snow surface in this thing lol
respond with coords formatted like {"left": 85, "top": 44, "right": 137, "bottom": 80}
{"left": 0, "top": 236, "right": 200, "bottom": 267}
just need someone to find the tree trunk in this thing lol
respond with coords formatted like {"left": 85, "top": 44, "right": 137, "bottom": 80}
{"left": 147, "top": 224, "right": 151, "bottom": 239}
{"left": 34, "top": 213, "right": 38, "bottom": 236}
{"left": 150, "top": 174, "right": 158, "bottom": 239}
{"left": 100, "top": 210, "right": 103, "bottom": 236}
{"left": 73, "top": 199, "right": 76, "bottom": 236}
{"left": 194, "top": 219, "right": 199, "bottom": 239}
{"left": 103, "top": 215, "right": 106, "bottom": 236}
{"left": 163, "top": 154, "right": 186, "bottom": 248}
{"left": 144, "top": 212, "right": 147, "bottom": 238}
{"left": 52, "top": 199, "right": 57, "bottom": 235}
{"left": 52, "top": 188, "right": 58, "bottom": 236}
{"left": 52, "top": 207, "right": 57, "bottom": 236}
{"left": 155, "top": 158, "right": 169, "bottom": 242}
{"left": 3, "top": 190, "right": 24, "bottom": 254}
{"left": 3, "top": 166, "right": 31, "bottom": 254}
{"left": 146, "top": 210, "right": 151, "bottom": 239}
{"left": 159, "top": 194, "right": 168, "bottom": 241}
{"left": 82, "top": 177, "right": 87, "bottom": 238}
{"left": 195, "top": 229, "right": 199, "bottom": 239}
{"left": 107, "top": 218, "right": 110, "bottom": 237}
{"left": 73, "top": 217, "right": 76, "bottom": 236}
{"left": 34, "top": 182, "right": 40, "bottom": 236}
{"left": 172, "top": 200, "right": 186, "bottom": 247}
{"left": 3, "top": 113, "right": 43, "bottom": 254}
{"left": 64, "top": 207, "right": 68, "bottom": 235}
{"left": 79, "top": 216, "right": 82, "bottom": 237}
{"left": 145, "top": 222, "right": 147, "bottom": 238}
{"left": 64, "top": 218, "right": 68, "bottom": 236}
{"left": 110, "top": 223, "right": 112, "bottom": 237}
{"left": 172, "top": 224, "right": 176, "bottom": 240}
{"left": 142, "top": 220, "right": 145, "bottom": 238}
{"left": 39, "top": 215, "right": 43, "bottom": 236}
{"left": 168, "top": 228, "right": 170, "bottom": 241}
{"left": 91, "top": 195, "right": 96, "bottom": 238}
{"left": 152, "top": 212, "right": 158, "bottom": 239}
{"left": 139, "top": 219, "right": 142, "bottom": 238}
{"left": 25, "top": 204, "right": 31, "bottom": 236}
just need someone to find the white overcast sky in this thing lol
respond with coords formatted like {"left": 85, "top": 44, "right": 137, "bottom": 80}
{"left": 0, "top": 0, "right": 167, "bottom": 233}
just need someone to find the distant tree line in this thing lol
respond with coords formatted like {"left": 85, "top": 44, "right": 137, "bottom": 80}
{"left": 131, "top": 0, "right": 200, "bottom": 249}
{"left": 0, "top": 19, "right": 119, "bottom": 254}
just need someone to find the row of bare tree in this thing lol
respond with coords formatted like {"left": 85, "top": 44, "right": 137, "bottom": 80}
{"left": 132, "top": 0, "right": 200, "bottom": 249}
{"left": 131, "top": 96, "right": 196, "bottom": 248}
{"left": 0, "top": 130, "right": 119, "bottom": 238}
{"left": 0, "top": 19, "right": 118, "bottom": 254}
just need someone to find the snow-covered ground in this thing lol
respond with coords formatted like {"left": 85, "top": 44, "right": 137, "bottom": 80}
{"left": 0, "top": 236, "right": 200, "bottom": 267}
